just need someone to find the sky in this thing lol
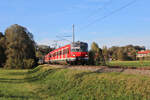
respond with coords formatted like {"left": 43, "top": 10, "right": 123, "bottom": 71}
{"left": 0, "top": 0, "right": 150, "bottom": 49}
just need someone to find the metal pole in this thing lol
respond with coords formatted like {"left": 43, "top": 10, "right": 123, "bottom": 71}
{"left": 73, "top": 24, "right": 75, "bottom": 43}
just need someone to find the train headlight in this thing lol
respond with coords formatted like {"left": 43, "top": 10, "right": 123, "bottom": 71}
{"left": 72, "top": 54, "right": 76, "bottom": 56}
{"left": 85, "top": 54, "right": 88, "bottom": 57}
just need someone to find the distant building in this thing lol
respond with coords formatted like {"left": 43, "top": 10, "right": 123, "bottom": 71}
{"left": 137, "top": 50, "right": 150, "bottom": 58}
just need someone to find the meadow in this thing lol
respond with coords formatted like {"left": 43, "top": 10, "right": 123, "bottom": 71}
{"left": 0, "top": 65, "right": 150, "bottom": 100}
{"left": 107, "top": 60, "right": 150, "bottom": 68}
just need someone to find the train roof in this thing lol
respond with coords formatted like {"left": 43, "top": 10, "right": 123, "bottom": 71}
{"left": 45, "top": 41, "right": 88, "bottom": 56}
{"left": 49, "top": 44, "right": 70, "bottom": 54}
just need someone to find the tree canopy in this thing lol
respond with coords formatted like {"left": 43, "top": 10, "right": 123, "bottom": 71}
{"left": 108, "top": 45, "right": 145, "bottom": 61}
{"left": 0, "top": 32, "right": 6, "bottom": 67}
{"left": 36, "top": 45, "right": 54, "bottom": 60}
{"left": 4, "top": 24, "right": 36, "bottom": 69}
{"left": 89, "top": 42, "right": 105, "bottom": 65}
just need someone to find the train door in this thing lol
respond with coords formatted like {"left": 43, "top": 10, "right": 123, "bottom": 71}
{"left": 65, "top": 48, "right": 67, "bottom": 59}
{"left": 67, "top": 48, "right": 69, "bottom": 58}
{"left": 61, "top": 49, "right": 64, "bottom": 60}
{"left": 58, "top": 50, "right": 59, "bottom": 60}
{"left": 59, "top": 50, "right": 61, "bottom": 60}
{"left": 60, "top": 50, "right": 62, "bottom": 60}
{"left": 56, "top": 51, "right": 58, "bottom": 60}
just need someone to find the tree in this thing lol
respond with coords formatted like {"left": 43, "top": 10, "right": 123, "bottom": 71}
{"left": 102, "top": 46, "right": 109, "bottom": 61}
{"left": 0, "top": 32, "right": 6, "bottom": 67}
{"left": 5, "top": 24, "right": 36, "bottom": 69}
{"left": 117, "top": 48, "right": 128, "bottom": 61}
{"left": 99, "top": 48, "right": 106, "bottom": 65}
{"left": 36, "top": 45, "right": 54, "bottom": 58}
{"left": 89, "top": 42, "right": 105, "bottom": 65}
{"left": 36, "top": 45, "right": 54, "bottom": 62}
{"left": 108, "top": 45, "right": 144, "bottom": 61}
{"left": 109, "top": 46, "right": 119, "bottom": 60}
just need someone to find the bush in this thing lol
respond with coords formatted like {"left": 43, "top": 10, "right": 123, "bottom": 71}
{"left": 23, "top": 59, "right": 35, "bottom": 69}
{"left": 89, "top": 42, "right": 106, "bottom": 66}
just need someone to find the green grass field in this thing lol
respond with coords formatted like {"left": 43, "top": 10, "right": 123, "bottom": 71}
{"left": 0, "top": 65, "right": 150, "bottom": 100}
{"left": 107, "top": 61, "right": 150, "bottom": 68}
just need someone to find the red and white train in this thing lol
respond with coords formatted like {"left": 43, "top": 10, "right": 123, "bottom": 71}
{"left": 44, "top": 41, "right": 88, "bottom": 65}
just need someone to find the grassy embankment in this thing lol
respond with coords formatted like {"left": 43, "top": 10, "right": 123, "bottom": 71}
{"left": 0, "top": 65, "right": 150, "bottom": 100}
{"left": 107, "top": 61, "right": 150, "bottom": 68}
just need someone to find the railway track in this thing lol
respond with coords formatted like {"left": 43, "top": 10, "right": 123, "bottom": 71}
{"left": 46, "top": 64, "right": 150, "bottom": 77}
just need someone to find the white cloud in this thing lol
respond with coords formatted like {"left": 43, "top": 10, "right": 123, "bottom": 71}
{"left": 83, "top": 37, "right": 150, "bottom": 49}
{"left": 36, "top": 36, "right": 150, "bottom": 50}
{"left": 37, "top": 38, "right": 55, "bottom": 46}
{"left": 36, "top": 38, "right": 72, "bottom": 48}
{"left": 95, "top": 37, "right": 150, "bottom": 49}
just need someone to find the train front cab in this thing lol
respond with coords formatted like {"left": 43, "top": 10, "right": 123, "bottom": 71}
{"left": 68, "top": 42, "right": 88, "bottom": 65}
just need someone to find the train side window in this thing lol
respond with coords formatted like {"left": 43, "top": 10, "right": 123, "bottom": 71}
{"left": 63, "top": 49, "right": 64, "bottom": 54}
{"left": 66, "top": 49, "right": 68, "bottom": 54}
{"left": 67, "top": 48, "right": 69, "bottom": 54}
{"left": 66, "top": 49, "right": 67, "bottom": 54}
{"left": 60, "top": 50, "right": 62, "bottom": 55}
{"left": 62, "top": 49, "right": 63, "bottom": 55}
{"left": 65, "top": 49, "right": 67, "bottom": 54}
{"left": 64, "top": 49, "right": 66, "bottom": 54}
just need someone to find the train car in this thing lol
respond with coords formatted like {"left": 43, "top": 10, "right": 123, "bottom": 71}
{"left": 44, "top": 41, "right": 88, "bottom": 65}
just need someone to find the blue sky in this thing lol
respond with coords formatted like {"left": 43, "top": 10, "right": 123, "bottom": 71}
{"left": 0, "top": 0, "right": 150, "bottom": 49}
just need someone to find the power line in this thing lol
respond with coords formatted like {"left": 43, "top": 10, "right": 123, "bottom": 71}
{"left": 86, "top": 0, "right": 113, "bottom": 19}
{"left": 77, "top": 0, "right": 113, "bottom": 27}
{"left": 56, "top": 35, "right": 72, "bottom": 42}
{"left": 78, "top": 0, "right": 138, "bottom": 32}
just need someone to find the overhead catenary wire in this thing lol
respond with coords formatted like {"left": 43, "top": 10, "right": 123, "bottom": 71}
{"left": 55, "top": 35, "right": 72, "bottom": 48}
{"left": 55, "top": 0, "right": 113, "bottom": 43}
{"left": 86, "top": 0, "right": 113, "bottom": 20}
{"left": 78, "top": 0, "right": 138, "bottom": 32}
{"left": 77, "top": 0, "right": 113, "bottom": 28}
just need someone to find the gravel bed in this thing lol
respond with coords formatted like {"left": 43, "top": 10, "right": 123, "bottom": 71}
{"left": 48, "top": 64, "right": 150, "bottom": 77}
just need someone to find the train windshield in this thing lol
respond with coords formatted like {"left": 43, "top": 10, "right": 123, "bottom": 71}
{"left": 71, "top": 42, "right": 88, "bottom": 52}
